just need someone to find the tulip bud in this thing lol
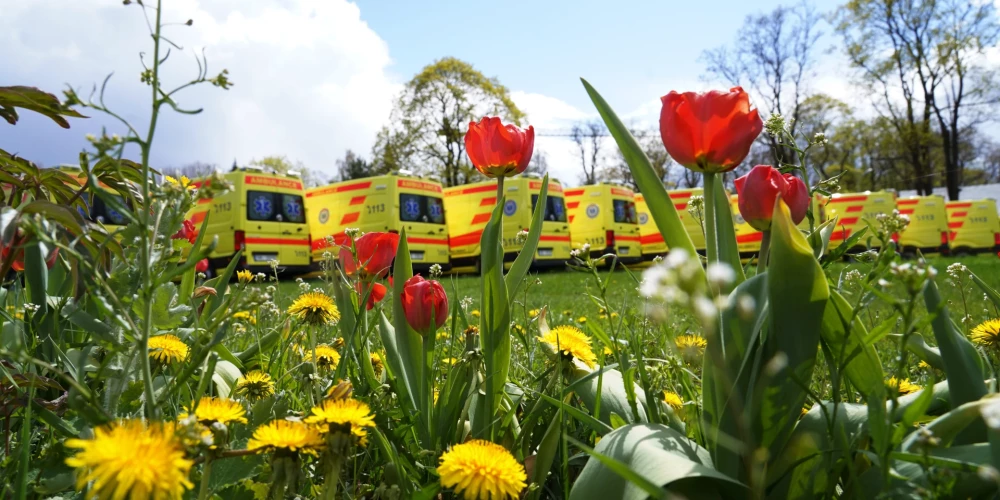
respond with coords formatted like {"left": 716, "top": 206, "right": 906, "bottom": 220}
{"left": 734, "top": 165, "right": 809, "bottom": 231}
{"left": 400, "top": 275, "right": 449, "bottom": 335}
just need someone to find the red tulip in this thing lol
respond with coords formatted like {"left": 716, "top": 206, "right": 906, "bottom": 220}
{"left": 464, "top": 117, "right": 534, "bottom": 178}
{"left": 340, "top": 232, "right": 399, "bottom": 279}
{"left": 172, "top": 219, "right": 198, "bottom": 244}
{"left": 1, "top": 231, "right": 59, "bottom": 272}
{"left": 356, "top": 281, "right": 387, "bottom": 310}
{"left": 659, "top": 87, "right": 763, "bottom": 173}
{"left": 196, "top": 259, "right": 209, "bottom": 273}
{"left": 401, "top": 275, "right": 449, "bottom": 334}
{"left": 734, "top": 165, "right": 809, "bottom": 231}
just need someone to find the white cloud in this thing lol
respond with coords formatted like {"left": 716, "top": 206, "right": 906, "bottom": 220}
{"left": 0, "top": 0, "right": 401, "bottom": 177}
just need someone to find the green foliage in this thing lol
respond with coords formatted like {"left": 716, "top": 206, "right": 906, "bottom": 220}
{"left": 0, "top": 86, "right": 86, "bottom": 128}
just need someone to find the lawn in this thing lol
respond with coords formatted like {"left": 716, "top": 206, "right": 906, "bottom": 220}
{"left": 280, "top": 253, "right": 1000, "bottom": 318}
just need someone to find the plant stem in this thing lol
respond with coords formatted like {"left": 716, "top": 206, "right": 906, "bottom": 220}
{"left": 197, "top": 455, "right": 213, "bottom": 500}
{"left": 703, "top": 172, "right": 719, "bottom": 266}
{"left": 496, "top": 176, "right": 506, "bottom": 208}
{"left": 757, "top": 231, "right": 771, "bottom": 275}
{"left": 138, "top": 0, "right": 165, "bottom": 420}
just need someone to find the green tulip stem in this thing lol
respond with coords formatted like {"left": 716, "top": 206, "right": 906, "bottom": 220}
{"left": 496, "top": 176, "right": 506, "bottom": 207}
{"left": 757, "top": 230, "right": 771, "bottom": 275}
{"left": 703, "top": 173, "right": 719, "bottom": 267}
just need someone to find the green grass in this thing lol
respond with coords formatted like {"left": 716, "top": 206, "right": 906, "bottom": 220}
{"left": 279, "top": 254, "right": 1000, "bottom": 321}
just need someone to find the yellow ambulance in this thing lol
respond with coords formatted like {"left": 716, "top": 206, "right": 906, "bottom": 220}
{"left": 187, "top": 167, "right": 312, "bottom": 275}
{"left": 56, "top": 165, "right": 131, "bottom": 233}
{"left": 946, "top": 200, "right": 1000, "bottom": 254}
{"left": 823, "top": 191, "right": 896, "bottom": 249}
{"left": 306, "top": 172, "right": 450, "bottom": 271}
{"left": 896, "top": 195, "right": 949, "bottom": 255}
{"left": 443, "top": 175, "right": 571, "bottom": 272}
{"left": 730, "top": 194, "right": 764, "bottom": 257}
{"left": 635, "top": 188, "right": 706, "bottom": 262}
{"left": 565, "top": 183, "right": 641, "bottom": 264}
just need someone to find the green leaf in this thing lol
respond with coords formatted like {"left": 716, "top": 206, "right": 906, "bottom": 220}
{"left": 536, "top": 392, "right": 614, "bottom": 436}
{"left": 901, "top": 398, "right": 992, "bottom": 452}
{"left": 505, "top": 174, "right": 548, "bottom": 296}
{"left": 768, "top": 402, "right": 870, "bottom": 498}
{"left": 923, "top": 278, "right": 987, "bottom": 444}
{"left": 388, "top": 230, "right": 428, "bottom": 442}
{"left": 569, "top": 424, "right": 747, "bottom": 500}
{"left": 902, "top": 334, "right": 944, "bottom": 370}
{"left": 201, "top": 249, "right": 244, "bottom": 322}
{"left": 571, "top": 368, "right": 650, "bottom": 429}
{"left": 133, "top": 282, "right": 190, "bottom": 329}
{"left": 211, "top": 343, "right": 243, "bottom": 372}
{"left": 479, "top": 199, "right": 510, "bottom": 440}
{"left": 528, "top": 413, "right": 562, "bottom": 500}
{"left": 754, "top": 198, "right": 829, "bottom": 464}
{"left": 211, "top": 360, "right": 242, "bottom": 399}
{"left": 702, "top": 273, "right": 768, "bottom": 477}
{"left": 61, "top": 300, "right": 117, "bottom": 345}
{"left": 707, "top": 175, "right": 745, "bottom": 284}
{"left": 901, "top": 373, "right": 937, "bottom": 427}
{"left": 22, "top": 241, "right": 49, "bottom": 314}
{"left": 580, "top": 78, "right": 705, "bottom": 285}
{"left": 969, "top": 271, "right": 1000, "bottom": 311}
{"left": 0, "top": 86, "right": 86, "bottom": 128}
{"left": 820, "top": 290, "right": 883, "bottom": 398}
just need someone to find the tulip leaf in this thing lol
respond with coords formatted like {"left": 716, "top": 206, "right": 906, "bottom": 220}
{"left": 388, "top": 230, "right": 429, "bottom": 441}
{"left": 754, "top": 198, "right": 829, "bottom": 464}
{"left": 572, "top": 367, "right": 650, "bottom": 429}
{"left": 819, "top": 289, "right": 883, "bottom": 398}
{"left": 569, "top": 424, "right": 748, "bottom": 500}
{"left": 903, "top": 334, "right": 944, "bottom": 370}
{"left": 707, "top": 174, "right": 745, "bottom": 284}
{"left": 968, "top": 270, "right": 1000, "bottom": 311}
{"left": 923, "top": 278, "right": 987, "bottom": 444}
{"left": 478, "top": 199, "right": 511, "bottom": 441}
{"left": 580, "top": 78, "right": 705, "bottom": 284}
{"left": 505, "top": 174, "right": 548, "bottom": 297}
{"left": 702, "top": 272, "right": 768, "bottom": 478}
{"left": 200, "top": 249, "right": 243, "bottom": 322}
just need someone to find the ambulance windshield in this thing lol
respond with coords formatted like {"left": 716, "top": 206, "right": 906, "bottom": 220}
{"left": 399, "top": 193, "right": 445, "bottom": 224}
{"left": 531, "top": 194, "right": 567, "bottom": 222}
{"left": 613, "top": 199, "right": 638, "bottom": 224}
{"left": 246, "top": 191, "right": 305, "bottom": 223}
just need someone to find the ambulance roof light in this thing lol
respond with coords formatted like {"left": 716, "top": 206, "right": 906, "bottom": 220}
{"left": 242, "top": 165, "right": 264, "bottom": 172}
{"left": 286, "top": 170, "right": 301, "bottom": 178}
{"left": 394, "top": 169, "right": 415, "bottom": 177}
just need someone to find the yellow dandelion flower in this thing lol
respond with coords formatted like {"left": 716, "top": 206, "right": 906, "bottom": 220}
{"left": 662, "top": 391, "right": 683, "bottom": 411}
{"left": 538, "top": 325, "right": 597, "bottom": 368}
{"left": 232, "top": 310, "right": 257, "bottom": 325}
{"left": 611, "top": 312, "right": 619, "bottom": 319}
{"left": 577, "top": 316, "right": 587, "bottom": 324}
{"left": 370, "top": 352, "right": 384, "bottom": 376}
{"left": 887, "top": 377, "right": 921, "bottom": 395}
{"left": 184, "top": 397, "right": 247, "bottom": 426}
{"left": 332, "top": 337, "right": 345, "bottom": 349}
{"left": 438, "top": 439, "right": 526, "bottom": 500}
{"left": 528, "top": 309, "right": 540, "bottom": 318}
{"left": 801, "top": 405, "right": 811, "bottom": 417}
{"left": 235, "top": 371, "right": 275, "bottom": 402}
{"left": 917, "top": 360, "right": 931, "bottom": 370}
{"left": 603, "top": 346, "right": 613, "bottom": 356}
{"left": 236, "top": 269, "right": 254, "bottom": 284}
{"left": 437, "top": 330, "right": 450, "bottom": 341}
{"left": 971, "top": 319, "right": 1000, "bottom": 348}
{"left": 304, "top": 398, "right": 376, "bottom": 444}
{"left": 675, "top": 335, "right": 707, "bottom": 363}
{"left": 442, "top": 357, "right": 459, "bottom": 365}
{"left": 304, "top": 344, "right": 341, "bottom": 369}
{"left": 470, "top": 309, "right": 481, "bottom": 318}
{"left": 512, "top": 324, "right": 525, "bottom": 336}
{"left": 65, "top": 420, "right": 194, "bottom": 499}
{"left": 562, "top": 309, "right": 572, "bottom": 316}
{"left": 247, "top": 420, "right": 325, "bottom": 455}
{"left": 164, "top": 175, "right": 195, "bottom": 190}
{"left": 288, "top": 291, "right": 340, "bottom": 326}
{"left": 464, "top": 325, "right": 480, "bottom": 336}
{"left": 148, "top": 334, "right": 189, "bottom": 364}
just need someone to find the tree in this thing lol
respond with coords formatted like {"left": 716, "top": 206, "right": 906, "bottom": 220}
{"left": 336, "top": 150, "right": 380, "bottom": 181}
{"left": 571, "top": 120, "right": 606, "bottom": 185}
{"left": 794, "top": 94, "right": 852, "bottom": 181}
{"left": 249, "top": 155, "right": 324, "bottom": 187}
{"left": 161, "top": 161, "right": 216, "bottom": 179}
{"left": 371, "top": 57, "right": 524, "bottom": 187}
{"left": 835, "top": 0, "right": 998, "bottom": 199}
{"left": 703, "top": 1, "right": 823, "bottom": 167}
{"left": 524, "top": 149, "right": 549, "bottom": 177}
{"left": 601, "top": 127, "right": 672, "bottom": 190}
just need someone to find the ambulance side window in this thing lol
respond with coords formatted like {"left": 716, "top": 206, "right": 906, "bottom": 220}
{"left": 247, "top": 191, "right": 278, "bottom": 221}
{"left": 399, "top": 194, "right": 446, "bottom": 224}
{"left": 612, "top": 200, "right": 638, "bottom": 224}
{"left": 281, "top": 194, "right": 305, "bottom": 223}
{"left": 531, "top": 195, "right": 568, "bottom": 222}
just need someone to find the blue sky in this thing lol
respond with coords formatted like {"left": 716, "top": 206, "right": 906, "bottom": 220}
{"left": 2, "top": 0, "right": 862, "bottom": 184}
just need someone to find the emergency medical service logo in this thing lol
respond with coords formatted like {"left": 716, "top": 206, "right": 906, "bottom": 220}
{"left": 318, "top": 208, "right": 329, "bottom": 224}
{"left": 586, "top": 204, "right": 600, "bottom": 219}
{"left": 252, "top": 195, "right": 274, "bottom": 219}
{"left": 504, "top": 200, "right": 517, "bottom": 216}
{"left": 734, "top": 214, "right": 746, "bottom": 224}
{"left": 404, "top": 198, "right": 421, "bottom": 219}
{"left": 285, "top": 199, "right": 302, "bottom": 219}
{"left": 638, "top": 213, "right": 648, "bottom": 225}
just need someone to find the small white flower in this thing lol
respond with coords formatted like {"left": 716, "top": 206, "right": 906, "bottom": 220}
{"left": 706, "top": 263, "right": 735, "bottom": 291}
{"left": 981, "top": 399, "right": 1000, "bottom": 430}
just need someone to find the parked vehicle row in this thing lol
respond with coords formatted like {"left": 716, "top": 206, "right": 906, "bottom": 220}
{"left": 30, "top": 167, "right": 1000, "bottom": 275}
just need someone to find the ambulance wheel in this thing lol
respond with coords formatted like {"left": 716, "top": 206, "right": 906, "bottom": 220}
{"left": 474, "top": 257, "right": 482, "bottom": 274}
